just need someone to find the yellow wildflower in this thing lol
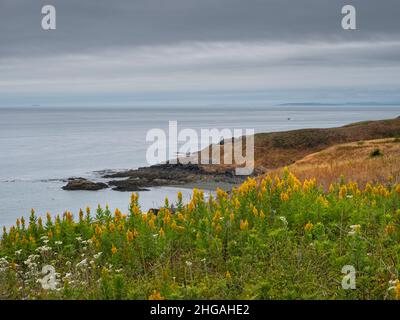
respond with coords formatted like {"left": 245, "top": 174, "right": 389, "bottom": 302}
{"left": 339, "top": 185, "right": 347, "bottom": 199}
{"left": 114, "top": 208, "right": 122, "bottom": 221}
{"left": 148, "top": 290, "right": 165, "bottom": 300}
{"left": 304, "top": 222, "right": 314, "bottom": 232}
{"left": 177, "top": 191, "right": 183, "bottom": 202}
{"left": 29, "top": 235, "right": 36, "bottom": 244}
{"left": 132, "top": 205, "right": 140, "bottom": 215}
{"left": 126, "top": 230, "right": 134, "bottom": 242}
{"left": 395, "top": 282, "right": 400, "bottom": 300}
{"left": 111, "top": 244, "right": 118, "bottom": 255}
{"left": 118, "top": 223, "right": 124, "bottom": 232}
{"left": 148, "top": 218, "right": 155, "bottom": 229}
{"left": 131, "top": 193, "right": 138, "bottom": 204}
{"left": 385, "top": 224, "right": 396, "bottom": 235}
{"left": 252, "top": 207, "right": 258, "bottom": 217}
{"left": 216, "top": 188, "right": 228, "bottom": 200}
{"left": 38, "top": 217, "right": 43, "bottom": 228}
{"left": 316, "top": 195, "right": 329, "bottom": 207}
{"left": 213, "top": 210, "right": 221, "bottom": 223}
{"left": 109, "top": 223, "right": 115, "bottom": 233}
{"left": 240, "top": 219, "right": 249, "bottom": 231}
{"left": 234, "top": 198, "right": 241, "bottom": 209}
{"left": 79, "top": 209, "right": 84, "bottom": 221}
{"left": 164, "top": 196, "right": 169, "bottom": 207}
{"left": 163, "top": 212, "right": 171, "bottom": 225}
{"left": 280, "top": 192, "right": 289, "bottom": 202}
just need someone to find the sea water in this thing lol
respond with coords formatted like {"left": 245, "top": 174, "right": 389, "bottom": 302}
{"left": 0, "top": 105, "right": 399, "bottom": 227}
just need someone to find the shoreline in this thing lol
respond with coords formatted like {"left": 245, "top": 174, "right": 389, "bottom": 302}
{"left": 62, "top": 162, "right": 248, "bottom": 192}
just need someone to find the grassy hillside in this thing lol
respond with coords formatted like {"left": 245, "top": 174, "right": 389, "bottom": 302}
{"left": 271, "top": 138, "right": 400, "bottom": 189}
{"left": 253, "top": 117, "right": 400, "bottom": 170}
{"left": 204, "top": 117, "right": 400, "bottom": 173}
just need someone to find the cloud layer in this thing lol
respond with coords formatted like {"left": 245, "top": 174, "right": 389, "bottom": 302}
{"left": 0, "top": 0, "right": 399, "bottom": 106}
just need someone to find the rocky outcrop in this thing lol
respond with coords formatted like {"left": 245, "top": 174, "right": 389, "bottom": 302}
{"left": 62, "top": 178, "right": 108, "bottom": 191}
{"left": 105, "top": 163, "right": 244, "bottom": 191}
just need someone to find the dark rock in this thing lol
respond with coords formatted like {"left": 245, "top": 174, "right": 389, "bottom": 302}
{"left": 108, "top": 178, "right": 150, "bottom": 192}
{"left": 147, "top": 208, "right": 160, "bottom": 215}
{"left": 62, "top": 178, "right": 108, "bottom": 191}
{"left": 65, "top": 161, "right": 246, "bottom": 192}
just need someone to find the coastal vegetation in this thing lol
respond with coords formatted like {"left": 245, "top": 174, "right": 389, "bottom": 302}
{"left": 1, "top": 168, "right": 400, "bottom": 299}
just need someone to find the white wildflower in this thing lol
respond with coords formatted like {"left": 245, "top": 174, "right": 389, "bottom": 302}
{"left": 348, "top": 224, "right": 361, "bottom": 236}
{"left": 185, "top": 260, "right": 193, "bottom": 267}
{"left": 93, "top": 252, "right": 102, "bottom": 259}
{"left": 279, "top": 216, "right": 288, "bottom": 226}
{"left": 36, "top": 245, "right": 52, "bottom": 253}
{"left": 76, "top": 259, "right": 88, "bottom": 269}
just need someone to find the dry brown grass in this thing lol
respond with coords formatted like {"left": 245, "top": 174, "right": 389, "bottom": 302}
{"left": 253, "top": 117, "right": 400, "bottom": 170}
{"left": 270, "top": 138, "right": 400, "bottom": 189}
{"left": 195, "top": 117, "right": 400, "bottom": 177}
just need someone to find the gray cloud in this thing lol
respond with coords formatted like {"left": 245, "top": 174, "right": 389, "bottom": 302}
{"left": 0, "top": 0, "right": 399, "bottom": 105}
{"left": 1, "top": 0, "right": 399, "bottom": 58}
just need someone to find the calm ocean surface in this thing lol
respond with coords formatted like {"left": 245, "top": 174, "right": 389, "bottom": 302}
{"left": 0, "top": 105, "right": 399, "bottom": 227}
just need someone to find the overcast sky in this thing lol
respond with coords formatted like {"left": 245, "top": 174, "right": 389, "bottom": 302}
{"left": 0, "top": 0, "right": 399, "bottom": 106}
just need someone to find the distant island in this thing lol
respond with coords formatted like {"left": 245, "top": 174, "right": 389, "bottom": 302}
{"left": 277, "top": 102, "right": 400, "bottom": 106}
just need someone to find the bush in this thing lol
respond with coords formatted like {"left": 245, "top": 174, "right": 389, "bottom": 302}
{"left": 370, "top": 148, "right": 383, "bottom": 157}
